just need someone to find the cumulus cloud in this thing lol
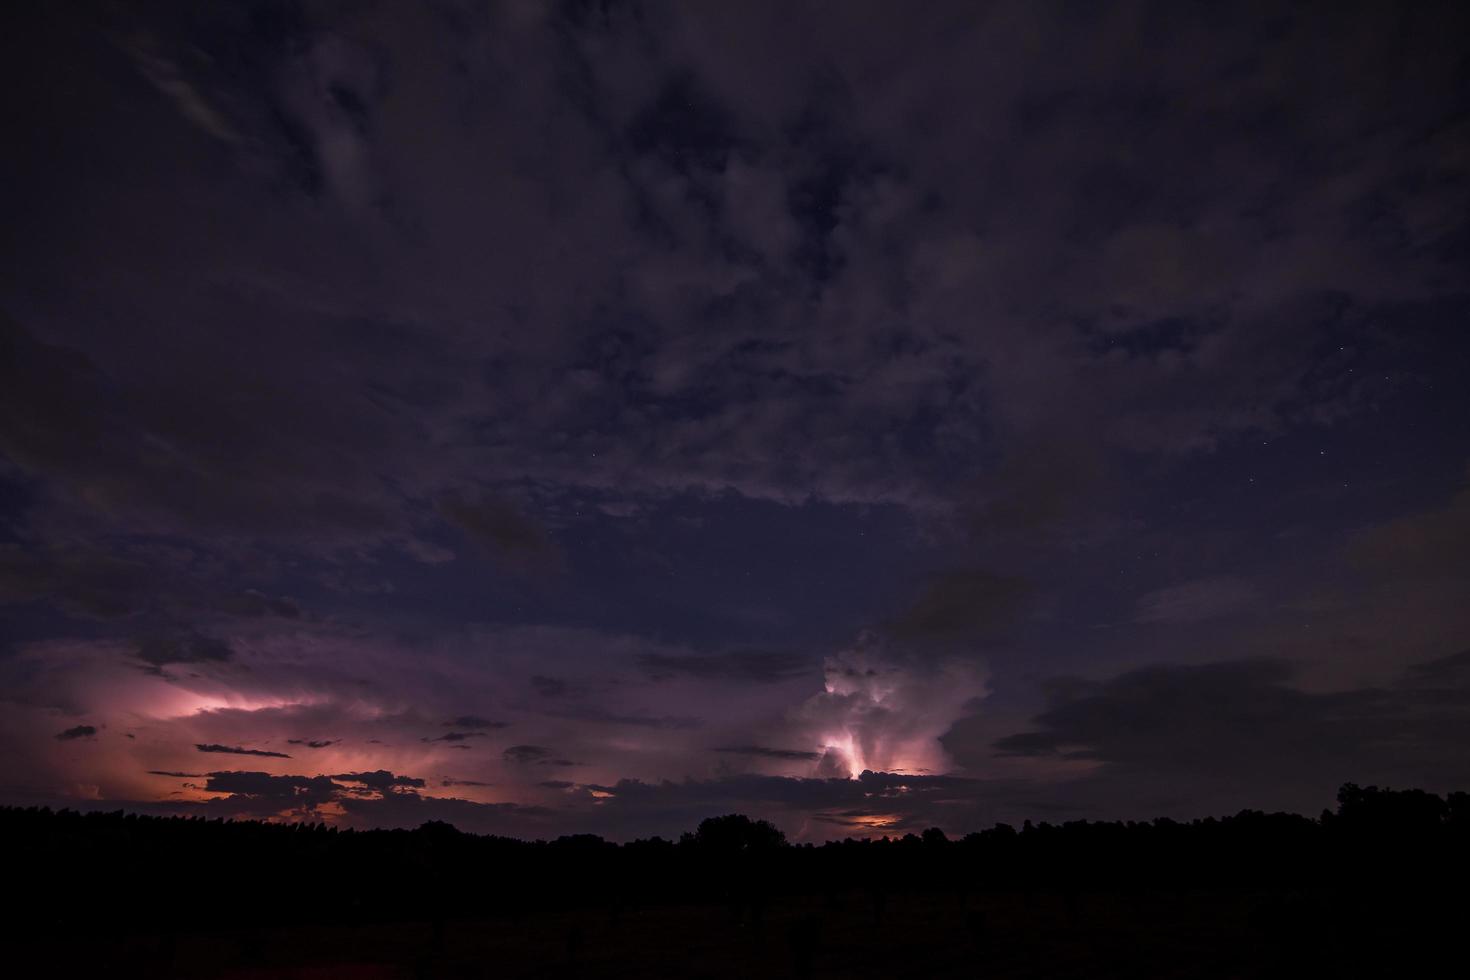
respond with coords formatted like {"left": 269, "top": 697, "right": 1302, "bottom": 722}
{"left": 794, "top": 636, "right": 989, "bottom": 778}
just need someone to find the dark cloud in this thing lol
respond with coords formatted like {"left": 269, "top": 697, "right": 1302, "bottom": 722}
{"left": 1348, "top": 481, "right": 1470, "bottom": 581}
{"left": 182, "top": 768, "right": 470, "bottom": 821}
{"left": 637, "top": 650, "right": 812, "bottom": 684}
{"left": 959, "top": 435, "right": 1110, "bottom": 540}
{"left": 195, "top": 743, "right": 291, "bottom": 758}
{"left": 286, "top": 739, "right": 339, "bottom": 749}
{"left": 0, "top": 545, "right": 156, "bottom": 620}
{"left": 331, "top": 770, "right": 426, "bottom": 792}
{"left": 502, "top": 745, "right": 576, "bottom": 767}
{"left": 441, "top": 778, "right": 492, "bottom": 788}
{"left": 443, "top": 716, "right": 507, "bottom": 730}
{"left": 146, "top": 771, "right": 202, "bottom": 778}
{"left": 1133, "top": 577, "right": 1260, "bottom": 625}
{"left": 986, "top": 653, "right": 1470, "bottom": 814}
{"left": 215, "top": 589, "right": 301, "bottom": 619}
{"left": 0, "top": 541, "right": 298, "bottom": 633}
{"left": 424, "top": 731, "right": 486, "bottom": 743}
{"left": 0, "top": 314, "right": 139, "bottom": 518}
{"left": 529, "top": 675, "right": 570, "bottom": 698}
{"left": 714, "top": 745, "right": 821, "bottom": 761}
{"left": 886, "top": 571, "right": 1031, "bottom": 644}
{"left": 438, "top": 493, "right": 559, "bottom": 567}
{"left": 541, "top": 704, "right": 702, "bottom": 730}
{"left": 0, "top": 305, "right": 402, "bottom": 543}
{"left": 54, "top": 725, "right": 97, "bottom": 741}
{"left": 995, "top": 660, "right": 1351, "bottom": 767}
{"left": 539, "top": 780, "right": 575, "bottom": 790}
{"left": 1406, "top": 649, "right": 1470, "bottom": 688}
{"left": 2, "top": 2, "right": 1464, "bottom": 530}
{"left": 201, "top": 771, "right": 340, "bottom": 813}
{"left": 136, "top": 630, "right": 233, "bottom": 667}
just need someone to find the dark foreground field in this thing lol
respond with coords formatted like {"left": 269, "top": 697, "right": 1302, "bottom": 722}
{"left": 23, "top": 887, "right": 1462, "bottom": 979}
{"left": 7, "top": 784, "right": 1466, "bottom": 978}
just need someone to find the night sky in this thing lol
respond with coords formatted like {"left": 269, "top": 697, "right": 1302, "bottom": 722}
{"left": 2, "top": 1, "right": 1468, "bottom": 841}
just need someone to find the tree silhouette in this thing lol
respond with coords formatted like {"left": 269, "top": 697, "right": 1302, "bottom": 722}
{"left": 683, "top": 813, "right": 788, "bottom": 852}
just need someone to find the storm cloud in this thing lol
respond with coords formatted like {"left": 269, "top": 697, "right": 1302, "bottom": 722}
{"left": 1, "top": 0, "right": 1467, "bottom": 839}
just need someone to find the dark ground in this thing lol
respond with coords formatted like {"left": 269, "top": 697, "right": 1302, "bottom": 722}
{"left": 7, "top": 786, "right": 1465, "bottom": 978}
{"left": 17, "top": 886, "right": 1459, "bottom": 979}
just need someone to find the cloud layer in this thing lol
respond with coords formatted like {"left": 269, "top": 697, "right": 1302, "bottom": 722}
{"left": 1, "top": 1, "right": 1467, "bottom": 837}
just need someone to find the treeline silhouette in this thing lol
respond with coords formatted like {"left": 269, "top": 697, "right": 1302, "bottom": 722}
{"left": 5, "top": 783, "right": 1468, "bottom": 977}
